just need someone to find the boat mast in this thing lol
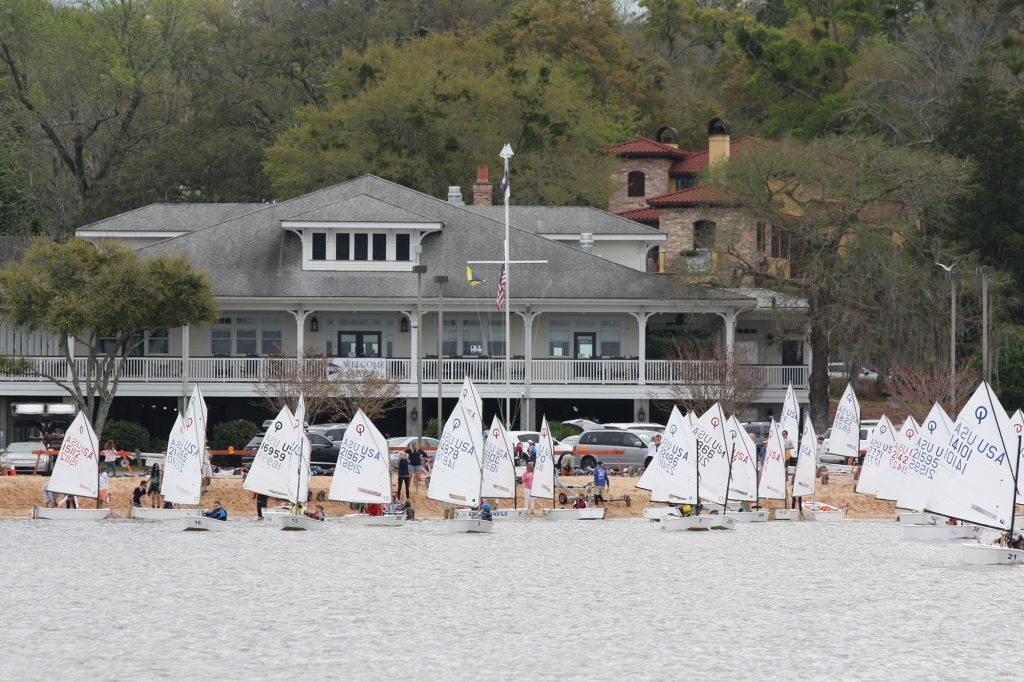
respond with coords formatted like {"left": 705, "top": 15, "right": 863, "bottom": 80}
{"left": 500, "top": 144, "right": 513, "bottom": 431}
{"left": 1008, "top": 435, "right": 1022, "bottom": 544}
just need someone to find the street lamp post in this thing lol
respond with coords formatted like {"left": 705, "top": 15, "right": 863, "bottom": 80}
{"left": 434, "top": 274, "right": 448, "bottom": 429}
{"left": 946, "top": 270, "right": 962, "bottom": 409}
{"left": 413, "top": 264, "right": 428, "bottom": 438}
{"left": 979, "top": 266, "right": 995, "bottom": 383}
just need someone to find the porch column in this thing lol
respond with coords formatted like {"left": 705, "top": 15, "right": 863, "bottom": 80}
{"left": 289, "top": 309, "right": 313, "bottom": 360}
{"left": 523, "top": 310, "right": 539, "bottom": 430}
{"left": 181, "top": 324, "right": 190, "bottom": 387}
{"left": 632, "top": 310, "right": 654, "bottom": 386}
{"left": 716, "top": 309, "right": 738, "bottom": 384}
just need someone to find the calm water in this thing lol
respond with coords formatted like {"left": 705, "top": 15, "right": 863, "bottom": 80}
{"left": 1, "top": 517, "right": 1020, "bottom": 681}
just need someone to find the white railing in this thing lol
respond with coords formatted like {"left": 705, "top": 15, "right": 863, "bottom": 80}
{"left": 0, "top": 356, "right": 808, "bottom": 388}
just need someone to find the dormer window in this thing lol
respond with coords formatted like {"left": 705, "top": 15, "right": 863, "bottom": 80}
{"left": 312, "top": 233, "right": 326, "bottom": 260}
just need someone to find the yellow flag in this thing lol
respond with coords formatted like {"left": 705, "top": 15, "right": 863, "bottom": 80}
{"left": 466, "top": 266, "right": 483, "bottom": 286}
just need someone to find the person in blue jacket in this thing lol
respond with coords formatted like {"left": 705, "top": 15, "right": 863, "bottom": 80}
{"left": 593, "top": 461, "right": 609, "bottom": 505}
{"left": 203, "top": 500, "right": 227, "bottom": 521}
{"left": 479, "top": 502, "right": 492, "bottom": 521}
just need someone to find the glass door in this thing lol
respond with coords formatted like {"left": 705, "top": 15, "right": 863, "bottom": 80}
{"left": 574, "top": 332, "right": 596, "bottom": 359}
{"left": 338, "top": 331, "right": 382, "bottom": 358}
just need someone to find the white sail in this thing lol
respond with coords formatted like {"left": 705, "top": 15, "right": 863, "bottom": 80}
{"left": 685, "top": 411, "right": 698, "bottom": 433}
{"left": 926, "top": 381, "right": 1018, "bottom": 530}
{"left": 1010, "top": 409, "right": 1024, "bottom": 497}
{"left": 694, "top": 403, "right": 731, "bottom": 505}
{"left": 856, "top": 415, "right": 896, "bottom": 496}
{"left": 328, "top": 409, "right": 393, "bottom": 504}
{"left": 482, "top": 415, "right": 517, "bottom": 499}
{"left": 427, "top": 401, "right": 484, "bottom": 507}
{"left": 531, "top": 416, "right": 557, "bottom": 500}
{"left": 48, "top": 411, "right": 100, "bottom": 499}
{"left": 827, "top": 383, "right": 860, "bottom": 459}
{"left": 875, "top": 416, "right": 920, "bottom": 501}
{"left": 758, "top": 419, "right": 787, "bottom": 500}
{"left": 645, "top": 406, "right": 698, "bottom": 504}
{"left": 191, "top": 384, "right": 209, "bottom": 441}
{"left": 292, "top": 395, "right": 310, "bottom": 505}
{"left": 896, "top": 403, "right": 953, "bottom": 512}
{"left": 780, "top": 384, "right": 800, "bottom": 454}
{"left": 161, "top": 386, "right": 207, "bottom": 505}
{"left": 793, "top": 415, "right": 817, "bottom": 498}
{"left": 242, "top": 405, "right": 301, "bottom": 500}
{"left": 727, "top": 416, "right": 758, "bottom": 502}
{"left": 458, "top": 376, "right": 483, "bottom": 424}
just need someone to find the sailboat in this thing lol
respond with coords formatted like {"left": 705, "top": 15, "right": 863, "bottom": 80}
{"left": 898, "top": 403, "right": 980, "bottom": 540}
{"left": 135, "top": 386, "right": 206, "bottom": 520}
{"left": 540, "top": 415, "right": 602, "bottom": 520}
{"left": 640, "top": 406, "right": 712, "bottom": 531}
{"left": 794, "top": 416, "right": 843, "bottom": 520}
{"left": 875, "top": 416, "right": 920, "bottom": 503}
{"left": 33, "top": 411, "right": 108, "bottom": 520}
{"left": 242, "top": 403, "right": 320, "bottom": 531}
{"left": 724, "top": 416, "right": 768, "bottom": 522}
{"left": 428, "top": 377, "right": 491, "bottom": 533}
{"left": 775, "top": 384, "right": 802, "bottom": 520}
{"left": 856, "top": 415, "right": 897, "bottom": 497}
{"left": 757, "top": 419, "right": 790, "bottom": 520}
{"left": 457, "top": 415, "right": 524, "bottom": 520}
{"left": 923, "top": 382, "right": 1023, "bottom": 564}
{"left": 826, "top": 383, "right": 861, "bottom": 465}
{"left": 331, "top": 408, "right": 404, "bottom": 526}
{"left": 693, "top": 403, "right": 737, "bottom": 530}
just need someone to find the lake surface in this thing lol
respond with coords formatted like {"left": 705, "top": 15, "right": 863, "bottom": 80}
{"left": 1, "top": 517, "right": 1020, "bottom": 681}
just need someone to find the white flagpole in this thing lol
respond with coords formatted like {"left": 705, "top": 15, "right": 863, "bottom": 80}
{"left": 501, "top": 143, "right": 513, "bottom": 430}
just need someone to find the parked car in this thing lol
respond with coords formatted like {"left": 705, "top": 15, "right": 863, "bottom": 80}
{"left": 604, "top": 422, "right": 665, "bottom": 434}
{"left": 387, "top": 436, "right": 440, "bottom": 469}
{"left": 308, "top": 423, "right": 348, "bottom": 442}
{"left": 1, "top": 441, "right": 52, "bottom": 474}
{"left": 572, "top": 429, "right": 651, "bottom": 470}
{"left": 242, "top": 430, "right": 339, "bottom": 469}
{"left": 828, "top": 362, "right": 878, "bottom": 381}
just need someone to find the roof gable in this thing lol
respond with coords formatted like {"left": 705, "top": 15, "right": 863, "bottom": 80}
{"left": 283, "top": 193, "right": 437, "bottom": 224}
{"left": 600, "top": 138, "right": 689, "bottom": 159}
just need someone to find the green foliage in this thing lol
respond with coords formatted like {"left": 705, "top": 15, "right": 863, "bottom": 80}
{"left": 265, "top": 33, "right": 629, "bottom": 205}
{"left": 210, "top": 419, "right": 260, "bottom": 450}
{"left": 547, "top": 420, "right": 574, "bottom": 442}
{"left": 100, "top": 420, "right": 150, "bottom": 452}
{"left": 424, "top": 417, "right": 440, "bottom": 439}
{"left": 998, "top": 326, "right": 1024, "bottom": 410}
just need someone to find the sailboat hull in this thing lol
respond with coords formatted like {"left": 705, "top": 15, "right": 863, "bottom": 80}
{"left": 271, "top": 514, "right": 324, "bottom": 531}
{"left": 32, "top": 507, "right": 109, "bottom": 520}
{"left": 644, "top": 506, "right": 680, "bottom": 521}
{"left": 897, "top": 512, "right": 943, "bottom": 525}
{"left": 902, "top": 524, "right": 980, "bottom": 541}
{"left": 455, "top": 508, "right": 526, "bottom": 521}
{"left": 802, "top": 502, "right": 845, "bottom": 521}
{"left": 444, "top": 518, "right": 494, "bottom": 533}
{"left": 709, "top": 515, "right": 738, "bottom": 530}
{"left": 773, "top": 509, "right": 800, "bottom": 521}
{"left": 543, "top": 507, "right": 606, "bottom": 521}
{"left": 341, "top": 513, "right": 406, "bottom": 526}
{"left": 181, "top": 516, "right": 226, "bottom": 532}
{"left": 129, "top": 507, "right": 199, "bottom": 520}
{"left": 725, "top": 511, "right": 769, "bottom": 523}
{"left": 660, "top": 516, "right": 714, "bottom": 531}
{"left": 961, "top": 543, "right": 1024, "bottom": 565}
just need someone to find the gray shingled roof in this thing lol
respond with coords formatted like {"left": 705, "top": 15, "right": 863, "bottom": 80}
{"left": 284, "top": 194, "right": 437, "bottom": 224}
{"left": 77, "top": 203, "right": 267, "bottom": 233}
{"left": 464, "top": 205, "right": 663, "bottom": 236}
{"left": 136, "top": 175, "right": 752, "bottom": 305}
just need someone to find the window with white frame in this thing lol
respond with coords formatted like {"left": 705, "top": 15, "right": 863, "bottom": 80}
{"left": 486, "top": 320, "right": 505, "bottom": 357}
{"left": 147, "top": 329, "right": 169, "bottom": 355}
{"left": 441, "top": 319, "right": 458, "bottom": 356}
{"left": 462, "top": 320, "right": 484, "bottom": 356}
{"left": 599, "top": 320, "right": 622, "bottom": 357}
{"left": 549, "top": 320, "right": 571, "bottom": 357}
{"left": 212, "top": 316, "right": 285, "bottom": 356}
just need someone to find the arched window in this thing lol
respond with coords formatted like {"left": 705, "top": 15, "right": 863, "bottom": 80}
{"left": 684, "top": 220, "right": 715, "bottom": 273}
{"left": 627, "top": 170, "right": 645, "bottom": 197}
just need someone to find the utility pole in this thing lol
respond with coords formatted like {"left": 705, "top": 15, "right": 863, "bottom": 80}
{"left": 979, "top": 266, "right": 995, "bottom": 383}
{"left": 413, "top": 264, "right": 427, "bottom": 438}
{"left": 947, "top": 270, "right": 961, "bottom": 409}
{"left": 434, "top": 274, "right": 448, "bottom": 430}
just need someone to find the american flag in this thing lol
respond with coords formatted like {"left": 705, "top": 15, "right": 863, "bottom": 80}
{"left": 495, "top": 265, "right": 507, "bottom": 310}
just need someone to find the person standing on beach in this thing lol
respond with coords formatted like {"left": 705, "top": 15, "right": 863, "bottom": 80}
{"left": 593, "top": 461, "right": 609, "bottom": 505}
{"left": 409, "top": 441, "right": 426, "bottom": 494}
{"left": 147, "top": 463, "right": 162, "bottom": 508}
{"left": 522, "top": 461, "right": 535, "bottom": 513}
{"left": 101, "top": 441, "right": 118, "bottom": 477}
{"left": 131, "top": 480, "right": 147, "bottom": 507}
{"left": 396, "top": 449, "right": 411, "bottom": 501}
{"left": 97, "top": 469, "right": 109, "bottom": 509}
{"left": 255, "top": 492, "right": 268, "bottom": 519}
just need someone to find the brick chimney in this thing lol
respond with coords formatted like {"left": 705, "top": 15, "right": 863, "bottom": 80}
{"left": 473, "top": 165, "right": 493, "bottom": 206}
{"left": 707, "top": 117, "right": 732, "bottom": 168}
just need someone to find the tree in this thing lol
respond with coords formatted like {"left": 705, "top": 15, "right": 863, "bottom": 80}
{"left": 705, "top": 135, "right": 969, "bottom": 427}
{"left": 323, "top": 368, "right": 402, "bottom": 424}
{"left": 264, "top": 33, "right": 629, "bottom": 204}
{"left": 652, "top": 339, "right": 766, "bottom": 417}
{"left": 887, "top": 365, "right": 980, "bottom": 419}
{"left": 0, "top": 238, "right": 218, "bottom": 436}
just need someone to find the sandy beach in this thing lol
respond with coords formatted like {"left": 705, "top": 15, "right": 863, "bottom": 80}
{"left": 0, "top": 472, "right": 898, "bottom": 519}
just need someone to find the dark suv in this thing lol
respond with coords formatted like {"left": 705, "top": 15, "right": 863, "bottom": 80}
{"left": 572, "top": 430, "right": 650, "bottom": 469}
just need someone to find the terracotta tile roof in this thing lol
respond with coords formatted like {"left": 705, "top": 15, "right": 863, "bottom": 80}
{"left": 646, "top": 185, "right": 739, "bottom": 207}
{"left": 616, "top": 207, "right": 661, "bottom": 222}
{"left": 600, "top": 138, "right": 689, "bottom": 158}
{"left": 668, "top": 137, "right": 769, "bottom": 175}
{"left": 859, "top": 201, "right": 909, "bottom": 221}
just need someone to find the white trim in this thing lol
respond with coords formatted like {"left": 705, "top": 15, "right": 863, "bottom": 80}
{"left": 540, "top": 233, "right": 666, "bottom": 242}
{"left": 76, "top": 230, "right": 187, "bottom": 238}
{"left": 281, "top": 220, "right": 442, "bottom": 231}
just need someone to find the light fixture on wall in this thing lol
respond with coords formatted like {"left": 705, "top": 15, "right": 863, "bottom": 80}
{"left": 638, "top": 407, "right": 646, "bottom": 421}
{"left": 310, "top": 316, "right": 319, "bottom": 332}
{"left": 410, "top": 406, "right": 418, "bottom": 422}
{"left": 766, "top": 333, "right": 774, "bottom": 346}
{"left": 401, "top": 318, "right": 409, "bottom": 333}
